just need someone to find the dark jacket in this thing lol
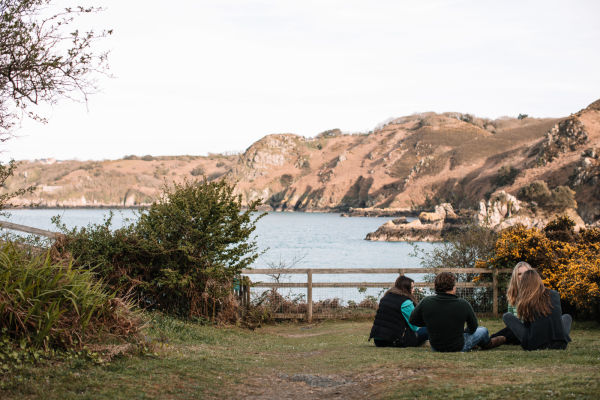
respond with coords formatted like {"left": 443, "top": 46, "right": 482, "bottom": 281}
{"left": 409, "top": 292, "right": 478, "bottom": 352}
{"left": 521, "top": 290, "right": 571, "bottom": 351}
{"left": 369, "top": 292, "right": 419, "bottom": 347}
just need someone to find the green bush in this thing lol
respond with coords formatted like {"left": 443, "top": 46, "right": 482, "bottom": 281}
{"left": 316, "top": 128, "right": 341, "bottom": 138}
{"left": 549, "top": 185, "right": 577, "bottom": 210}
{"left": 412, "top": 225, "right": 498, "bottom": 277}
{"left": 279, "top": 174, "right": 293, "bottom": 187}
{"left": 492, "top": 165, "right": 520, "bottom": 187}
{"left": 518, "top": 180, "right": 576, "bottom": 210}
{"left": 190, "top": 166, "right": 205, "bottom": 176}
{"left": 53, "top": 179, "right": 265, "bottom": 320}
{"left": 518, "top": 180, "right": 552, "bottom": 205}
{"left": 0, "top": 242, "right": 140, "bottom": 350}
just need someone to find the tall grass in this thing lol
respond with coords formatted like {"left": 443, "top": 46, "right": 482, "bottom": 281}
{"left": 0, "top": 242, "right": 140, "bottom": 350}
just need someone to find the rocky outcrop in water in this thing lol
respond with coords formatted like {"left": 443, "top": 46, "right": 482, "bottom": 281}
{"left": 365, "top": 218, "right": 445, "bottom": 242}
{"left": 340, "top": 207, "right": 413, "bottom": 217}
{"left": 365, "top": 203, "right": 468, "bottom": 242}
{"left": 366, "top": 194, "right": 587, "bottom": 242}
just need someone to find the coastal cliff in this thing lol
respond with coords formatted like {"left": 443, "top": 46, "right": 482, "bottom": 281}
{"left": 3, "top": 99, "right": 600, "bottom": 228}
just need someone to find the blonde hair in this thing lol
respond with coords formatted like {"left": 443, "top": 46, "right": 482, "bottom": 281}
{"left": 516, "top": 269, "right": 552, "bottom": 322}
{"left": 506, "top": 261, "right": 532, "bottom": 306}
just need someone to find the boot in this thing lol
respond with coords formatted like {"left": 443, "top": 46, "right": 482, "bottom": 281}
{"left": 480, "top": 335, "right": 506, "bottom": 350}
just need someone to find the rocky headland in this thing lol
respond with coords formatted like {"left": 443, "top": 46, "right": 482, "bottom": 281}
{"left": 365, "top": 192, "right": 586, "bottom": 242}
{"left": 3, "top": 99, "right": 600, "bottom": 231}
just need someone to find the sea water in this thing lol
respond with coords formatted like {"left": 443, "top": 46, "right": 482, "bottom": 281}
{"left": 3, "top": 209, "right": 437, "bottom": 302}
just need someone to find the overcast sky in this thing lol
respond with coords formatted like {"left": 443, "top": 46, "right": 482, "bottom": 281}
{"left": 4, "top": 0, "right": 600, "bottom": 161}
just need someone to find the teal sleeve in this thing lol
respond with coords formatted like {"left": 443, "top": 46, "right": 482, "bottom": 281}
{"left": 401, "top": 300, "right": 419, "bottom": 332}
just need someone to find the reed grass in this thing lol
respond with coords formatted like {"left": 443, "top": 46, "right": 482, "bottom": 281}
{"left": 0, "top": 241, "right": 141, "bottom": 350}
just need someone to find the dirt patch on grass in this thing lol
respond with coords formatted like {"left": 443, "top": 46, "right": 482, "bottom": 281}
{"left": 277, "top": 330, "right": 339, "bottom": 338}
{"left": 233, "top": 365, "right": 435, "bottom": 400}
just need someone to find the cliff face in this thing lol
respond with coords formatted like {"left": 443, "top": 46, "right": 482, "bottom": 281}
{"left": 229, "top": 100, "right": 600, "bottom": 224}
{"left": 4, "top": 100, "right": 600, "bottom": 225}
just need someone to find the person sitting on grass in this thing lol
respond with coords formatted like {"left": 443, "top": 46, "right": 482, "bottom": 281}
{"left": 409, "top": 272, "right": 504, "bottom": 352}
{"left": 369, "top": 275, "right": 429, "bottom": 347}
{"left": 489, "top": 261, "right": 532, "bottom": 345}
{"left": 502, "top": 269, "right": 572, "bottom": 351}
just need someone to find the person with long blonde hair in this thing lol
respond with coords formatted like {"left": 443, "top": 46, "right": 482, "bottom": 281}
{"left": 507, "top": 261, "right": 533, "bottom": 314}
{"left": 490, "top": 261, "right": 532, "bottom": 344}
{"left": 502, "top": 269, "right": 572, "bottom": 350}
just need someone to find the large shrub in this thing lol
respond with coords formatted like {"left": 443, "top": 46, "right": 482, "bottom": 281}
{"left": 492, "top": 165, "right": 520, "bottom": 187}
{"left": 517, "top": 180, "right": 577, "bottom": 210}
{"left": 0, "top": 242, "right": 140, "bottom": 350}
{"left": 518, "top": 180, "right": 552, "bottom": 205}
{"left": 413, "top": 225, "right": 498, "bottom": 276}
{"left": 53, "top": 179, "right": 265, "bottom": 320}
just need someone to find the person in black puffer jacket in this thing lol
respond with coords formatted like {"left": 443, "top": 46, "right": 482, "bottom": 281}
{"left": 369, "top": 275, "right": 428, "bottom": 347}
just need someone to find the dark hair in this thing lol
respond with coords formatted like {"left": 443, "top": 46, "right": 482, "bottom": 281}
{"left": 434, "top": 272, "right": 456, "bottom": 293}
{"left": 393, "top": 275, "right": 416, "bottom": 303}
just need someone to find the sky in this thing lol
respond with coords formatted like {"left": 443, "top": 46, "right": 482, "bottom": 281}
{"left": 3, "top": 0, "right": 600, "bottom": 161}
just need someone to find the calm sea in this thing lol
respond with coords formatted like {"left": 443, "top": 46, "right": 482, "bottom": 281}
{"left": 3, "top": 209, "right": 436, "bottom": 302}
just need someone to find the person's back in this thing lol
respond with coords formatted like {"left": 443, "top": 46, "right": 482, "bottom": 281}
{"left": 370, "top": 292, "right": 419, "bottom": 347}
{"left": 410, "top": 272, "right": 502, "bottom": 352}
{"left": 521, "top": 290, "right": 570, "bottom": 350}
{"left": 369, "top": 275, "right": 428, "bottom": 347}
{"left": 502, "top": 271, "right": 572, "bottom": 351}
{"left": 410, "top": 292, "right": 477, "bottom": 352}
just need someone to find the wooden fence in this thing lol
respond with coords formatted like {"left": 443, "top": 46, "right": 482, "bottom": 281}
{"left": 241, "top": 268, "right": 512, "bottom": 322}
{"left": 0, "top": 220, "right": 60, "bottom": 239}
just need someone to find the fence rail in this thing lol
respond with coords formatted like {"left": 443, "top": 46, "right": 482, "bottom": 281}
{"left": 0, "top": 220, "right": 60, "bottom": 239}
{"left": 241, "top": 267, "right": 512, "bottom": 322}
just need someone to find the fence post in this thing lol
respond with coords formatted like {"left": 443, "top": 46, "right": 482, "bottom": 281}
{"left": 307, "top": 269, "right": 313, "bottom": 323}
{"left": 492, "top": 269, "right": 498, "bottom": 317}
{"left": 244, "top": 276, "right": 250, "bottom": 308}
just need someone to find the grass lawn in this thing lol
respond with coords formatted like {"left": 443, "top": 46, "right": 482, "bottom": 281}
{"left": 2, "top": 315, "right": 599, "bottom": 399}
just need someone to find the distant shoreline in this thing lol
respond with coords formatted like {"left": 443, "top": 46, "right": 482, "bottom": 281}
{"left": 5, "top": 205, "right": 147, "bottom": 210}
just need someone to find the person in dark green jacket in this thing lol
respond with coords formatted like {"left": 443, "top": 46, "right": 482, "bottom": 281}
{"left": 409, "top": 272, "right": 504, "bottom": 352}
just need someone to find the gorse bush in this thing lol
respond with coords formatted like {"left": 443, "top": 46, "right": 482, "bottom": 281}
{"left": 53, "top": 179, "right": 265, "bottom": 320}
{"left": 0, "top": 242, "right": 140, "bottom": 350}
